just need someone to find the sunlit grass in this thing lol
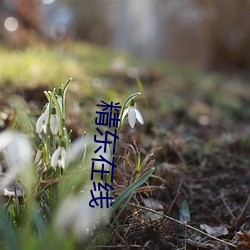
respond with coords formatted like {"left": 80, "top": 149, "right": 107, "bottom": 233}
{"left": 0, "top": 41, "right": 247, "bottom": 129}
{"left": 0, "top": 44, "right": 86, "bottom": 86}
{"left": 0, "top": 42, "right": 206, "bottom": 87}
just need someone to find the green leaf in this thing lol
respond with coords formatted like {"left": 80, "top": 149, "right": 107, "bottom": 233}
{"left": 32, "top": 209, "right": 46, "bottom": 237}
{"left": 112, "top": 192, "right": 133, "bottom": 225}
{"left": 179, "top": 199, "right": 191, "bottom": 222}
{"left": 0, "top": 208, "right": 21, "bottom": 250}
{"left": 112, "top": 167, "right": 154, "bottom": 211}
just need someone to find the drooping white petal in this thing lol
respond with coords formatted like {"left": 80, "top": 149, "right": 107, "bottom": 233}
{"left": 51, "top": 147, "right": 61, "bottom": 168}
{"left": 0, "top": 130, "right": 33, "bottom": 191}
{"left": 0, "top": 130, "right": 13, "bottom": 151}
{"left": 36, "top": 104, "right": 50, "bottom": 134}
{"left": 36, "top": 113, "right": 45, "bottom": 133}
{"left": 42, "top": 122, "right": 48, "bottom": 133}
{"left": 57, "top": 158, "right": 64, "bottom": 169}
{"left": 135, "top": 108, "right": 144, "bottom": 125}
{"left": 50, "top": 114, "right": 59, "bottom": 135}
{"left": 5, "top": 133, "right": 32, "bottom": 171}
{"left": 54, "top": 185, "right": 110, "bottom": 241}
{"left": 122, "top": 107, "right": 129, "bottom": 120}
{"left": 51, "top": 147, "right": 67, "bottom": 169}
{"left": 59, "top": 148, "right": 67, "bottom": 169}
{"left": 128, "top": 107, "right": 136, "bottom": 128}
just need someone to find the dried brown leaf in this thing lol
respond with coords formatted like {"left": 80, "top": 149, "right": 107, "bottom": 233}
{"left": 237, "top": 231, "right": 250, "bottom": 248}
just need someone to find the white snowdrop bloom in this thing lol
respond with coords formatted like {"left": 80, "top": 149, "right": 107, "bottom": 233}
{"left": 50, "top": 106, "right": 59, "bottom": 135}
{"left": 51, "top": 145, "right": 67, "bottom": 169}
{"left": 55, "top": 185, "right": 110, "bottom": 241}
{"left": 36, "top": 103, "right": 50, "bottom": 133}
{"left": 122, "top": 99, "right": 144, "bottom": 128}
{"left": 0, "top": 130, "right": 33, "bottom": 190}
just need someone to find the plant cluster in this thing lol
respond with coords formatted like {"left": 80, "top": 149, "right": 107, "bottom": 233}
{"left": 0, "top": 79, "right": 153, "bottom": 250}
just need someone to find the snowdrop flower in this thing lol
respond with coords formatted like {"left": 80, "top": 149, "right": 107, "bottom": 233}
{"left": 55, "top": 185, "right": 110, "bottom": 241}
{"left": 36, "top": 103, "right": 50, "bottom": 133}
{"left": 122, "top": 99, "right": 144, "bottom": 128}
{"left": 0, "top": 130, "right": 33, "bottom": 190}
{"left": 50, "top": 106, "right": 59, "bottom": 135}
{"left": 51, "top": 142, "right": 67, "bottom": 169}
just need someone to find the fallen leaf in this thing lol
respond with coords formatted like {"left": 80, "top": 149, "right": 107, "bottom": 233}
{"left": 200, "top": 224, "right": 229, "bottom": 237}
{"left": 237, "top": 231, "right": 250, "bottom": 248}
{"left": 143, "top": 198, "right": 163, "bottom": 211}
{"left": 142, "top": 198, "right": 164, "bottom": 221}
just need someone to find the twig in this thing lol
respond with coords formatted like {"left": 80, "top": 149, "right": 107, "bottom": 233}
{"left": 166, "top": 178, "right": 183, "bottom": 215}
{"left": 89, "top": 244, "right": 141, "bottom": 248}
{"left": 233, "top": 192, "right": 250, "bottom": 227}
{"left": 184, "top": 221, "right": 187, "bottom": 250}
{"left": 129, "top": 203, "right": 237, "bottom": 249}
{"left": 221, "top": 190, "right": 236, "bottom": 221}
{"left": 34, "top": 179, "right": 60, "bottom": 198}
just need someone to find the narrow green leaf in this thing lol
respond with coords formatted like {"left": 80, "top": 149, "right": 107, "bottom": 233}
{"left": 112, "top": 167, "right": 154, "bottom": 211}
{"left": 33, "top": 213, "right": 45, "bottom": 237}
{"left": 62, "top": 78, "right": 72, "bottom": 98}
{"left": 135, "top": 152, "right": 141, "bottom": 173}
{"left": 112, "top": 192, "right": 133, "bottom": 225}
{"left": 0, "top": 208, "right": 21, "bottom": 250}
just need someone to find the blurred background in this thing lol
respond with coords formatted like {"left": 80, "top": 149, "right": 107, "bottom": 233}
{"left": 0, "top": 2, "right": 250, "bottom": 249}
{"left": 1, "top": 0, "right": 250, "bottom": 72}
{"left": 1, "top": 0, "right": 250, "bottom": 135}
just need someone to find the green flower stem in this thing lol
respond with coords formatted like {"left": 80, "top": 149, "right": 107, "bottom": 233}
{"left": 52, "top": 134, "right": 56, "bottom": 152}
{"left": 48, "top": 91, "right": 63, "bottom": 136}
{"left": 108, "top": 92, "right": 142, "bottom": 186}
{"left": 43, "top": 94, "right": 53, "bottom": 164}
{"left": 61, "top": 78, "right": 72, "bottom": 125}
{"left": 62, "top": 127, "right": 70, "bottom": 150}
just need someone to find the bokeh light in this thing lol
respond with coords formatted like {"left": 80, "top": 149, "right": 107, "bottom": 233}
{"left": 4, "top": 17, "right": 19, "bottom": 32}
{"left": 41, "top": 0, "right": 55, "bottom": 5}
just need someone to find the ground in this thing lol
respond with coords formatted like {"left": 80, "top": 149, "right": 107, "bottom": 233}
{"left": 0, "top": 42, "right": 249, "bottom": 249}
